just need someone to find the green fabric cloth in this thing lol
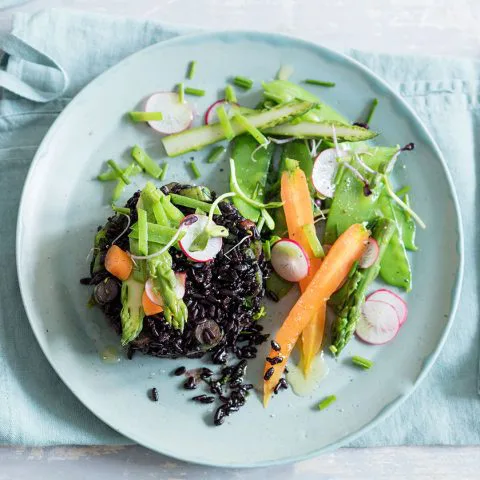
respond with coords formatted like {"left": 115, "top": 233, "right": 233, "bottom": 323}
{"left": 0, "top": 9, "right": 478, "bottom": 446}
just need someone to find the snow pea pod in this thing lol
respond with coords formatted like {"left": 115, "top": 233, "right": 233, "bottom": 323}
{"left": 376, "top": 192, "right": 412, "bottom": 291}
{"left": 279, "top": 140, "right": 315, "bottom": 193}
{"left": 396, "top": 193, "right": 417, "bottom": 251}
{"left": 230, "top": 134, "right": 275, "bottom": 222}
{"left": 323, "top": 147, "right": 397, "bottom": 245}
{"left": 271, "top": 140, "right": 314, "bottom": 236}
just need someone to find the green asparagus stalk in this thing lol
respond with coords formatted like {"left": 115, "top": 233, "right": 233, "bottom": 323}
{"left": 147, "top": 247, "right": 188, "bottom": 332}
{"left": 330, "top": 217, "right": 395, "bottom": 356}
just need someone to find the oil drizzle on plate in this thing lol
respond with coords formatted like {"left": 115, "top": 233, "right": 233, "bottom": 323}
{"left": 286, "top": 352, "right": 329, "bottom": 397}
{"left": 101, "top": 345, "right": 121, "bottom": 364}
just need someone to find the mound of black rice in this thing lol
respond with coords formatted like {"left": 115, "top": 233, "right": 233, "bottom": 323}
{"left": 83, "top": 183, "right": 270, "bottom": 364}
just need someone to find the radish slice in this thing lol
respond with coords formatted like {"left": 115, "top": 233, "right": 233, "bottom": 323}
{"left": 179, "top": 214, "right": 223, "bottom": 263}
{"left": 359, "top": 238, "right": 379, "bottom": 268}
{"left": 145, "top": 273, "right": 186, "bottom": 306}
{"left": 356, "top": 300, "right": 400, "bottom": 345}
{"left": 204, "top": 99, "right": 238, "bottom": 125}
{"left": 144, "top": 92, "right": 193, "bottom": 134}
{"left": 367, "top": 289, "right": 408, "bottom": 326}
{"left": 271, "top": 239, "right": 310, "bottom": 282}
{"left": 312, "top": 148, "right": 346, "bottom": 198}
{"left": 174, "top": 272, "right": 187, "bottom": 299}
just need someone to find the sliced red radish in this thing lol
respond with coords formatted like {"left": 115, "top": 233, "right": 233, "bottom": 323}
{"left": 204, "top": 99, "right": 238, "bottom": 125}
{"left": 145, "top": 272, "right": 186, "bottom": 306}
{"left": 271, "top": 239, "right": 310, "bottom": 282}
{"left": 356, "top": 300, "right": 400, "bottom": 345}
{"left": 174, "top": 272, "right": 187, "bottom": 299}
{"left": 359, "top": 238, "right": 379, "bottom": 268}
{"left": 144, "top": 92, "right": 193, "bottom": 134}
{"left": 367, "top": 289, "right": 408, "bottom": 326}
{"left": 179, "top": 214, "right": 223, "bottom": 263}
{"left": 312, "top": 148, "right": 344, "bottom": 198}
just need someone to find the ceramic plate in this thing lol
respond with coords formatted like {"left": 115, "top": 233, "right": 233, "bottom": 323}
{"left": 16, "top": 31, "right": 463, "bottom": 467}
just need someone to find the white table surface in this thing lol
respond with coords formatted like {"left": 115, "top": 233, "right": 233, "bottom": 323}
{"left": 1, "top": 0, "right": 479, "bottom": 478}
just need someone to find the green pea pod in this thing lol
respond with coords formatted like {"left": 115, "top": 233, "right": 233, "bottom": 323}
{"left": 230, "top": 134, "right": 275, "bottom": 222}
{"left": 376, "top": 192, "right": 412, "bottom": 291}
{"left": 265, "top": 271, "right": 293, "bottom": 301}
{"left": 279, "top": 140, "right": 315, "bottom": 193}
{"left": 323, "top": 147, "right": 397, "bottom": 244}
{"left": 396, "top": 193, "right": 417, "bottom": 251}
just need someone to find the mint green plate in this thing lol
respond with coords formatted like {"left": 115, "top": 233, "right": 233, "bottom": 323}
{"left": 16, "top": 31, "right": 463, "bottom": 467}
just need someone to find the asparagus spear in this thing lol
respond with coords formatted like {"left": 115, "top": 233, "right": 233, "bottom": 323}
{"left": 147, "top": 248, "right": 188, "bottom": 332}
{"left": 330, "top": 217, "right": 395, "bottom": 356}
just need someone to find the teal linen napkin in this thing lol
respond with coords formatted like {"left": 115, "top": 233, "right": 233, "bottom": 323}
{"left": 0, "top": 9, "right": 478, "bottom": 447}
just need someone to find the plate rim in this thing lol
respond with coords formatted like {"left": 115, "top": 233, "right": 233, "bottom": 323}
{"left": 16, "top": 29, "right": 464, "bottom": 468}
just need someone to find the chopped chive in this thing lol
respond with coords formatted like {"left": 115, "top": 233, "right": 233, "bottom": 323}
{"left": 233, "top": 76, "right": 253, "bottom": 90}
{"left": 217, "top": 105, "right": 234, "bottom": 140}
{"left": 112, "top": 162, "right": 137, "bottom": 202}
{"left": 112, "top": 205, "right": 130, "bottom": 215}
{"left": 395, "top": 185, "right": 411, "bottom": 197}
{"left": 107, "top": 160, "right": 131, "bottom": 185}
{"left": 184, "top": 87, "right": 205, "bottom": 97}
{"left": 233, "top": 113, "right": 268, "bottom": 145}
{"left": 129, "top": 111, "right": 163, "bottom": 122}
{"left": 187, "top": 60, "right": 196, "bottom": 80}
{"left": 304, "top": 79, "right": 336, "bottom": 87}
{"left": 207, "top": 146, "right": 226, "bottom": 164}
{"left": 365, "top": 98, "right": 379, "bottom": 125}
{"left": 352, "top": 355, "right": 374, "bottom": 370}
{"left": 317, "top": 395, "right": 337, "bottom": 410}
{"left": 161, "top": 196, "right": 184, "bottom": 227}
{"left": 131, "top": 145, "right": 163, "bottom": 179}
{"left": 98, "top": 163, "right": 142, "bottom": 182}
{"left": 178, "top": 82, "right": 185, "bottom": 103}
{"left": 137, "top": 208, "right": 149, "bottom": 256}
{"left": 129, "top": 222, "right": 178, "bottom": 245}
{"left": 225, "top": 85, "right": 237, "bottom": 103}
{"left": 159, "top": 163, "right": 168, "bottom": 181}
{"left": 189, "top": 161, "right": 201, "bottom": 179}
{"left": 152, "top": 201, "right": 169, "bottom": 226}
{"left": 170, "top": 193, "right": 220, "bottom": 214}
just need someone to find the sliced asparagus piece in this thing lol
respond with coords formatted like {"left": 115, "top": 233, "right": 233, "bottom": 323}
{"left": 330, "top": 217, "right": 395, "bottom": 356}
{"left": 264, "top": 121, "right": 377, "bottom": 142}
{"left": 162, "top": 101, "right": 316, "bottom": 157}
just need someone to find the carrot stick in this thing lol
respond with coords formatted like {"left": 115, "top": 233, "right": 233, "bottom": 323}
{"left": 263, "top": 223, "right": 369, "bottom": 406}
{"left": 142, "top": 290, "right": 164, "bottom": 316}
{"left": 280, "top": 164, "right": 324, "bottom": 375}
{"left": 104, "top": 245, "right": 133, "bottom": 281}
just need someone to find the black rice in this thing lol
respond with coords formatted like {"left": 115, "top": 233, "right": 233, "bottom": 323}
{"left": 86, "top": 185, "right": 269, "bottom": 361}
{"left": 271, "top": 340, "right": 281, "bottom": 352}
{"left": 174, "top": 366, "right": 186, "bottom": 376}
{"left": 83, "top": 183, "right": 273, "bottom": 426}
{"left": 264, "top": 367, "right": 274, "bottom": 381}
